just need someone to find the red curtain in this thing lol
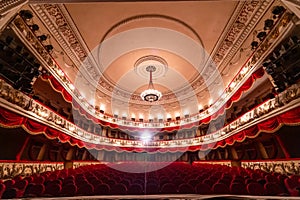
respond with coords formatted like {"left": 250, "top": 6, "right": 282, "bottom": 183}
{"left": 0, "top": 105, "right": 299, "bottom": 153}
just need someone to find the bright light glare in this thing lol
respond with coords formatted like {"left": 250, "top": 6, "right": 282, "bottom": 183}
{"left": 141, "top": 131, "right": 152, "bottom": 142}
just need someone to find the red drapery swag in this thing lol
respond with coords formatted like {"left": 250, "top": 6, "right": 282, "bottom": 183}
{"left": 41, "top": 68, "right": 265, "bottom": 132}
{"left": 0, "top": 105, "right": 299, "bottom": 153}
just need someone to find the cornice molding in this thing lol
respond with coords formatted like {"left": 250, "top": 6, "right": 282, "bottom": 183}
{"left": 0, "top": 0, "right": 27, "bottom": 15}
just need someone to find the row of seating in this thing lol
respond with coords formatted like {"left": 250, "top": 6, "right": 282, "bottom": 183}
{"left": 0, "top": 162, "right": 299, "bottom": 198}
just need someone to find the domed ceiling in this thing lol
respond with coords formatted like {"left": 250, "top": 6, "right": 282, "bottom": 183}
{"left": 29, "top": 0, "right": 276, "bottom": 121}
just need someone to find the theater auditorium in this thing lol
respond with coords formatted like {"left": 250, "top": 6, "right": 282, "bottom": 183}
{"left": 0, "top": 0, "right": 300, "bottom": 199}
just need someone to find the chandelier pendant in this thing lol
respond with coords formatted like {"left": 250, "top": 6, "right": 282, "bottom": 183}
{"left": 140, "top": 66, "right": 162, "bottom": 102}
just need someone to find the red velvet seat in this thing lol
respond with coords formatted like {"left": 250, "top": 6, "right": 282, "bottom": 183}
{"left": 230, "top": 183, "right": 248, "bottom": 195}
{"left": 127, "top": 184, "right": 144, "bottom": 195}
{"left": 14, "top": 179, "right": 28, "bottom": 191}
{"left": 77, "top": 183, "right": 94, "bottom": 196}
{"left": 34, "top": 176, "right": 45, "bottom": 185}
{"left": 247, "top": 182, "right": 265, "bottom": 195}
{"left": 94, "top": 183, "right": 111, "bottom": 195}
{"left": 178, "top": 183, "right": 194, "bottom": 194}
{"left": 60, "top": 184, "right": 77, "bottom": 197}
{"left": 4, "top": 179, "right": 15, "bottom": 189}
{"left": 195, "top": 183, "right": 212, "bottom": 195}
{"left": 24, "top": 176, "right": 34, "bottom": 184}
{"left": 24, "top": 183, "right": 45, "bottom": 197}
{"left": 0, "top": 183, "right": 6, "bottom": 198}
{"left": 284, "top": 178, "right": 300, "bottom": 196}
{"left": 44, "top": 183, "right": 62, "bottom": 196}
{"left": 212, "top": 183, "right": 230, "bottom": 194}
{"left": 145, "top": 183, "right": 159, "bottom": 194}
{"left": 202, "top": 179, "right": 214, "bottom": 187}
{"left": 160, "top": 183, "right": 177, "bottom": 194}
{"left": 265, "top": 174, "right": 278, "bottom": 183}
{"left": 111, "top": 183, "right": 127, "bottom": 195}
{"left": 2, "top": 188, "right": 18, "bottom": 199}
{"left": 264, "top": 182, "right": 285, "bottom": 195}
{"left": 188, "top": 179, "right": 199, "bottom": 186}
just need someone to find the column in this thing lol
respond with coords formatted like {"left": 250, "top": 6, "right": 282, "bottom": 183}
{"left": 97, "top": 150, "right": 104, "bottom": 161}
{"left": 82, "top": 149, "right": 88, "bottom": 161}
{"left": 230, "top": 146, "right": 239, "bottom": 160}
{"left": 65, "top": 147, "right": 75, "bottom": 161}
{"left": 256, "top": 141, "right": 269, "bottom": 159}
{"left": 217, "top": 150, "right": 222, "bottom": 160}
{"left": 37, "top": 144, "right": 48, "bottom": 161}
{"left": 274, "top": 135, "right": 290, "bottom": 158}
{"left": 16, "top": 135, "right": 30, "bottom": 161}
{"left": 198, "top": 151, "right": 206, "bottom": 160}
{"left": 196, "top": 128, "right": 201, "bottom": 137}
{"left": 107, "top": 128, "right": 111, "bottom": 137}
{"left": 102, "top": 127, "right": 107, "bottom": 137}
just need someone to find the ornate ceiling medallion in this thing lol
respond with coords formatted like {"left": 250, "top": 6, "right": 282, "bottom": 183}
{"left": 134, "top": 55, "right": 168, "bottom": 79}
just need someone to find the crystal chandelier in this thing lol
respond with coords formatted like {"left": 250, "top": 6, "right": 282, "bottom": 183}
{"left": 140, "top": 66, "right": 162, "bottom": 102}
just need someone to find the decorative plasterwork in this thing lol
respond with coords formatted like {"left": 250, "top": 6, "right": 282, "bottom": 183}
{"left": 134, "top": 55, "right": 168, "bottom": 80}
{"left": 0, "top": 0, "right": 27, "bottom": 15}
{"left": 0, "top": 161, "right": 64, "bottom": 179}
{"left": 29, "top": 1, "right": 274, "bottom": 107}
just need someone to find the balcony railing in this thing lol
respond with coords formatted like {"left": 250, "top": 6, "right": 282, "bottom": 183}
{"left": 0, "top": 78, "right": 299, "bottom": 148}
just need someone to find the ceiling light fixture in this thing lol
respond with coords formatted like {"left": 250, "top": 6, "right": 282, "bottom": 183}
{"left": 140, "top": 66, "right": 162, "bottom": 102}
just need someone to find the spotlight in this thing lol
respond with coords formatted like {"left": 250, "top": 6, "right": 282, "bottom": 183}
{"left": 5, "top": 36, "right": 13, "bottom": 45}
{"left": 20, "top": 10, "right": 33, "bottom": 20}
{"left": 264, "top": 19, "right": 274, "bottom": 30}
{"left": 29, "top": 24, "right": 39, "bottom": 32}
{"left": 37, "top": 35, "right": 48, "bottom": 41}
{"left": 141, "top": 132, "right": 152, "bottom": 142}
{"left": 15, "top": 45, "right": 23, "bottom": 53}
{"left": 251, "top": 41, "right": 259, "bottom": 50}
{"left": 257, "top": 31, "right": 267, "bottom": 41}
{"left": 44, "top": 45, "right": 53, "bottom": 53}
{"left": 272, "top": 6, "right": 284, "bottom": 18}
